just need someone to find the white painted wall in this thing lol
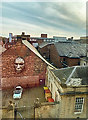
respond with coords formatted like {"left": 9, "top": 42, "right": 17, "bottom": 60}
{"left": 47, "top": 67, "right": 62, "bottom": 102}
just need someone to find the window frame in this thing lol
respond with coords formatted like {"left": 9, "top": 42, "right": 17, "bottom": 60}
{"left": 74, "top": 97, "right": 84, "bottom": 114}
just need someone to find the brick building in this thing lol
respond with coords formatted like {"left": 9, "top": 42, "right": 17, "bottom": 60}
{"left": 38, "top": 42, "right": 54, "bottom": 60}
{"left": 30, "top": 34, "right": 53, "bottom": 45}
{"left": 8, "top": 32, "right": 53, "bottom": 48}
{"left": 39, "top": 42, "right": 86, "bottom": 68}
{"left": 46, "top": 66, "right": 88, "bottom": 118}
{"left": 80, "top": 36, "right": 88, "bottom": 44}
{"left": 1, "top": 39, "right": 55, "bottom": 89}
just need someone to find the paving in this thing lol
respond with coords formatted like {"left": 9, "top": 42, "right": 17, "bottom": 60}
{"left": 1, "top": 86, "right": 46, "bottom": 119}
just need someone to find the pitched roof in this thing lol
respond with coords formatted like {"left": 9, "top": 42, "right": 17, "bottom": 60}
{"left": 22, "top": 40, "right": 56, "bottom": 69}
{"left": 71, "top": 66, "right": 88, "bottom": 85}
{"left": 55, "top": 42, "right": 86, "bottom": 58}
{"left": 53, "top": 67, "right": 75, "bottom": 84}
{"left": 52, "top": 66, "right": 88, "bottom": 85}
{"left": 39, "top": 42, "right": 54, "bottom": 48}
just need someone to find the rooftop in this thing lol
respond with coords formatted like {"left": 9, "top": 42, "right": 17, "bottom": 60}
{"left": 55, "top": 42, "right": 86, "bottom": 58}
{"left": 53, "top": 67, "right": 74, "bottom": 84}
{"left": 52, "top": 66, "right": 88, "bottom": 86}
{"left": 22, "top": 40, "right": 56, "bottom": 69}
{"left": 38, "top": 42, "right": 54, "bottom": 48}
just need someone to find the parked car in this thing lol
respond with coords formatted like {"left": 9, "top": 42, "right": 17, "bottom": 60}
{"left": 13, "top": 86, "right": 23, "bottom": 99}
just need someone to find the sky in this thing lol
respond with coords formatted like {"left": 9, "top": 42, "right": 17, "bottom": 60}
{"left": 0, "top": 0, "right": 87, "bottom": 39}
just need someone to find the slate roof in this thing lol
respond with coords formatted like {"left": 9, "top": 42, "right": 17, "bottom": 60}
{"left": 53, "top": 67, "right": 74, "bottom": 84}
{"left": 71, "top": 66, "right": 88, "bottom": 85}
{"left": 55, "top": 42, "right": 86, "bottom": 58}
{"left": 52, "top": 66, "right": 88, "bottom": 85}
{"left": 38, "top": 42, "right": 54, "bottom": 48}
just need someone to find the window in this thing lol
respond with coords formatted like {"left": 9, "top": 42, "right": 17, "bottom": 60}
{"left": 74, "top": 97, "right": 84, "bottom": 114}
{"left": 84, "top": 63, "right": 86, "bottom": 65}
{"left": 78, "top": 61, "right": 80, "bottom": 65}
{"left": 63, "top": 58, "right": 66, "bottom": 61}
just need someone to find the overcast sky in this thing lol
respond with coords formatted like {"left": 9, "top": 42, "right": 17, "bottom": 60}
{"left": 0, "top": 0, "right": 87, "bottom": 39}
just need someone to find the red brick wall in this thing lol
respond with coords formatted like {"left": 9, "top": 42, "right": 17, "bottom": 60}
{"left": 58, "top": 57, "right": 80, "bottom": 68}
{"left": 50, "top": 45, "right": 60, "bottom": 67}
{"left": 50, "top": 44, "right": 80, "bottom": 68}
{"left": 58, "top": 56, "right": 68, "bottom": 68}
{"left": 1, "top": 41, "right": 47, "bottom": 89}
{"left": 41, "top": 34, "right": 47, "bottom": 38}
{"left": 67, "top": 58, "right": 80, "bottom": 67}
{"left": 39, "top": 45, "right": 50, "bottom": 59}
{"left": 37, "top": 39, "right": 44, "bottom": 44}
{"left": 1, "top": 76, "right": 39, "bottom": 89}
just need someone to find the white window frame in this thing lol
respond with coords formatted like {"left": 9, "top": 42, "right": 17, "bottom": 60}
{"left": 74, "top": 97, "right": 84, "bottom": 114}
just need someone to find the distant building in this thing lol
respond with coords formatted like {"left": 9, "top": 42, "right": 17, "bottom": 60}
{"left": 38, "top": 42, "right": 54, "bottom": 60}
{"left": 5, "top": 32, "right": 30, "bottom": 49}
{"left": 53, "top": 36, "right": 67, "bottom": 42}
{"left": 73, "top": 39, "right": 81, "bottom": 44}
{"left": 9, "top": 33, "right": 13, "bottom": 43}
{"left": 7, "top": 32, "right": 68, "bottom": 49}
{"left": 0, "top": 37, "right": 3, "bottom": 46}
{"left": 39, "top": 42, "right": 87, "bottom": 68}
{"left": 0, "top": 36, "right": 8, "bottom": 47}
{"left": 41, "top": 34, "right": 47, "bottom": 38}
{"left": 80, "top": 36, "right": 88, "bottom": 44}
{"left": 30, "top": 34, "right": 54, "bottom": 45}
{"left": 72, "top": 36, "right": 88, "bottom": 44}
{"left": 17, "top": 32, "right": 30, "bottom": 41}
{"left": 46, "top": 66, "right": 88, "bottom": 118}
{"left": 30, "top": 34, "right": 67, "bottom": 45}
{"left": 5, "top": 42, "right": 16, "bottom": 49}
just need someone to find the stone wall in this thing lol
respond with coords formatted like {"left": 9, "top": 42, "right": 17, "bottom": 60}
{"left": 35, "top": 102, "right": 60, "bottom": 118}
{"left": 59, "top": 94, "right": 88, "bottom": 118}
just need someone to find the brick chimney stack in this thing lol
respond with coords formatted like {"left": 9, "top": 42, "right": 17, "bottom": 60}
{"left": 41, "top": 34, "right": 47, "bottom": 38}
{"left": 22, "top": 32, "right": 25, "bottom": 36}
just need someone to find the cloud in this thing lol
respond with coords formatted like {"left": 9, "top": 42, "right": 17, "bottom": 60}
{"left": 1, "top": 0, "right": 88, "bottom": 2}
{"left": 1, "top": 2, "right": 86, "bottom": 38}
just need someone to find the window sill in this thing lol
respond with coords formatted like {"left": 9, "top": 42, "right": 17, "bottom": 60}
{"left": 74, "top": 112, "right": 82, "bottom": 114}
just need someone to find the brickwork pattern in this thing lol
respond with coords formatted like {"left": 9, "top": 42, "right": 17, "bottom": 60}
{"left": 39, "top": 45, "right": 50, "bottom": 59}
{"left": 1, "top": 41, "right": 46, "bottom": 89}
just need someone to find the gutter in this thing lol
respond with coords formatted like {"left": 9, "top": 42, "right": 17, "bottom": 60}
{"left": 60, "top": 91, "right": 88, "bottom": 96}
